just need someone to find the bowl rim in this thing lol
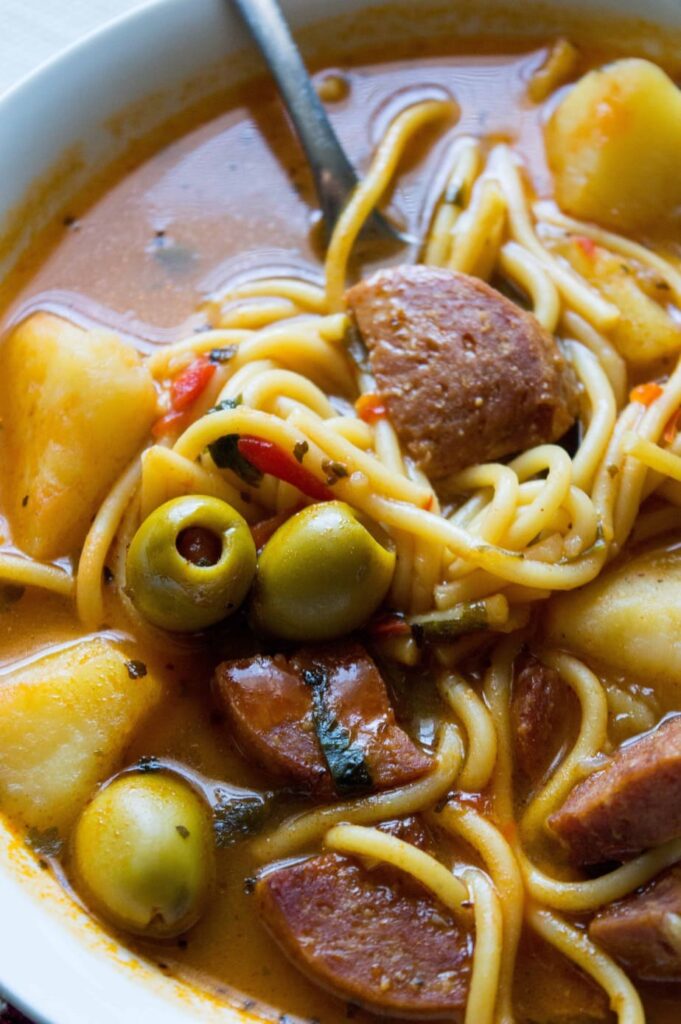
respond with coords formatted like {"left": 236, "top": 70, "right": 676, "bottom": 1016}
{"left": 3, "top": 0, "right": 681, "bottom": 1021}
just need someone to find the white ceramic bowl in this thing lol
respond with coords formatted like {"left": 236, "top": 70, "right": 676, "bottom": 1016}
{"left": 2, "top": 1, "right": 681, "bottom": 1021}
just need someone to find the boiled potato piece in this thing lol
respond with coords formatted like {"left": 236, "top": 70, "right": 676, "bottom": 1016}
{"left": 1, "top": 313, "right": 158, "bottom": 560}
{"left": 564, "top": 240, "right": 681, "bottom": 365}
{"left": 546, "top": 59, "right": 681, "bottom": 232}
{"left": 0, "top": 638, "right": 162, "bottom": 832}
{"left": 545, "top": 544, "right": 681, "bottom": 706}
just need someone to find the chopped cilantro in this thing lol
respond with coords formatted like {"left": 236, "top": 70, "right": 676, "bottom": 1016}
{"left": 302, "top": 666, "right": 372, "bottom": 794}
{"left": 213, "top": 790, "right": 269, "bottom": 847}
{"left": 207, "top": 395, "right": 242, "bottom": 415}
{"left": 207, "top": 420, "right": 263, "bottom": 487}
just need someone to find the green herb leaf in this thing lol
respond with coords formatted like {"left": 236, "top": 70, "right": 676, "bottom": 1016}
{"left": 302, "top": 666, "right": 372, "bottom": 794}
{"left": 208, "top": 434, "right": 263, "bottom": 486}
{"left": 409, "top": 601, "right": 491, "bottom": 645}
{"left": 206, "top": 396, "right": 263, "bottom": 485}
{"left": 212, "top": 790, "right": 269, "bottom": 847}
{"left": 207, "top": 395, "right": 242, "bottom": 415}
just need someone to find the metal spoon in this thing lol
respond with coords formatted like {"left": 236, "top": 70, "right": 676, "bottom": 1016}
{"left": 230, "top": 0, "right": 411, "bottom": 245}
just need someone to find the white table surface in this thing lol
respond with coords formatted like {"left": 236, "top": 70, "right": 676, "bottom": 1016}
{"left": 1, "top": 0, "right": 147, "bottom": 97}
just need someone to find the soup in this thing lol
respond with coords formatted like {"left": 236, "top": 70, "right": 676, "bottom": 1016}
{"left": 1, "top": 25, "right": 681, "bottom": 1024}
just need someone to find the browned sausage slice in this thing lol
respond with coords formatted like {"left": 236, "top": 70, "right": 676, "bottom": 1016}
{"left": 549, "top": 715, "right": 681, "bottom": 864}
{"left": 256, "top": 819, "right": 472, "bottom": 1018}
{"left": 589, "top": 863, "right": 681, "bottom": 982}
{"left": 512, "top": 653, "right": 573, "bottom": 780}
{"left": 345, "top": 265, "right": 577, "bottom": 479}
{"left": 214, "top": 642, "right": 431, "bottom": 796}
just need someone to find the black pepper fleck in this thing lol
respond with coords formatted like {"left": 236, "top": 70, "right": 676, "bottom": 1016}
{"left": 209, "top": 346, "right": 237, "bottom": 364}
{"left": 293, "top": 440, "right": 309, "bottom": 463}
{"left": 322, "top": 459, "right": 349, "bottom": 485}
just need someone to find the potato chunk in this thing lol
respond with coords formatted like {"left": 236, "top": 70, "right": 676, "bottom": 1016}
{"left": 0, "top": 638, "right": 162, "bottom": 832}
{"left": 546, "top": 59, "right": 681, "bottom": 232}
{"left": 1, "top": 313, "right": 158, "bottom": 559}
{"left": 545, "top": 545, "right": 681, "bottom": 707}
{"left": 563, "top": 240, "right": 681, "bottom": 366}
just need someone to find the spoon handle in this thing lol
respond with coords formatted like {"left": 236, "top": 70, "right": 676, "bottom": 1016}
{"left": 230, "top": 0, "right": 398, "bottom": 239}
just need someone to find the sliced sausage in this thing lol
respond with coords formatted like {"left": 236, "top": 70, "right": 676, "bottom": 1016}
{"left": 213, "top": 641, "right": 431, "bottom": 796}
{"left": 589, "top": 863, "right": 681, "bottom": 982}
{"left": 512, "top": 653, "right": 573, "bottom": 780}
{"left": 377, "top": 814, "right": 434, "bottom": 850}
{"left": 549, "top": 715, "right": 681, "bottom": 864}
{"left": 256, "top": 818, "right": 472, "bottom": 1018}
{"left": 345, "top": 265, "right": 578, "bottom": 479}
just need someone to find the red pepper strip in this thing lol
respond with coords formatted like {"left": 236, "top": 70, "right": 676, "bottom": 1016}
{"left": 630, "top": 381, "right": 664, "bottom": 406}
{"left": 236, "top": 436, "right": 334, "bottom": 502}
{"left": 250, "top": 505, "right": 303, "bottom": 550}
{"left": 151, "top": 408, "right": 187, "bottom": 439}
{"left": 574, "top": 235, "right": 597, "bottom": 260}
{"left": 368, "top": 614, "right": 412, "bottom": 638}
{"left": 170, "top": 357, "right": 216, "bottom": 411}
{"left": 664, "top": 408, "right": 681, "bottom": 446}
{"left": 355, "top": 391, "right": 387, "bottom": 424}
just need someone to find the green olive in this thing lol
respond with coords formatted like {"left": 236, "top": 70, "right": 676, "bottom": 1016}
{"left": 252, "top": 501, "right": 395, "bottom": 642}
{"left": 72, "top": 773, "right": 214, "bottom": 939}
{"left": 126, "top": 495, "right": 256, "bottom": 632}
